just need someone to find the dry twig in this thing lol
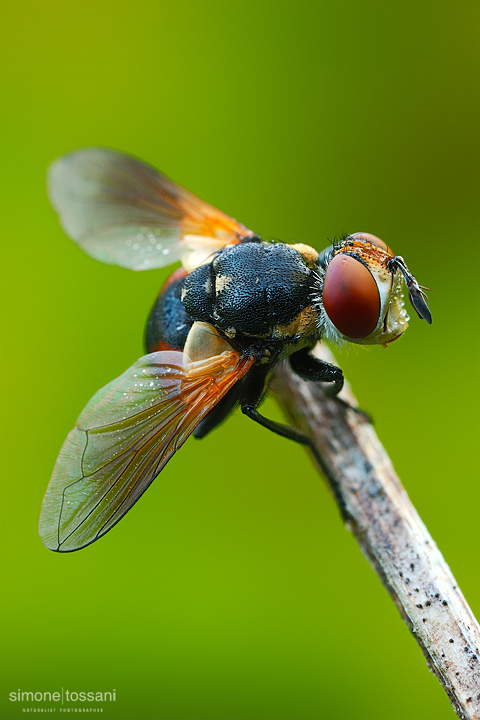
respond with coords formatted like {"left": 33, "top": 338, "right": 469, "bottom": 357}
{"left": 273, "top": 344, "right": 480, "bottom": 720}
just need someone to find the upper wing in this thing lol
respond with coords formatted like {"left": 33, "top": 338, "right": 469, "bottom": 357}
{"left": 48, "top": 148, "right": 256, "bottom": 271}
{"left": 39, "top": 348, "right": 254, "bottom": 552}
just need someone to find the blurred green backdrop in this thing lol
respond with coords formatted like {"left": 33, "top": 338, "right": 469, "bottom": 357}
{"left": 1, "top": 1, "right": 479, "bottom": 719}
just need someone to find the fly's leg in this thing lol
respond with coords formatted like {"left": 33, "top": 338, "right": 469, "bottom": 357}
{"left": 241, "top": 405, "right": 312, "bottom": 445}
{"left": 240, "top": 362, "right": 312, "bottom": 446}
{"left": 289, "top": 348, "right": 370, "bottom": 420}
{"left": 289, "top": 348, "right": 344, "bottom": 396}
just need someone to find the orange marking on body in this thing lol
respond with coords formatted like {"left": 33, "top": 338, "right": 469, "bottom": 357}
{"left": 290, "top": 243, "right": 319, "bottom": 265}
{"left": 337, "top": 239, "right": 392, "bottom": 267}
{"left": 161, "top": 267, "right": 188, "bottom": 293}
{"left": 152, "top": 339, "right": 181, "bottom": 353}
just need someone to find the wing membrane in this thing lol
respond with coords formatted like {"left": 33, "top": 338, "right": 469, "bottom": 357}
{"left": 48, "top": 148, "right": 254, "bottom": 270}
{"left": 39, "top": 350, "right": 254, "bottom": 552}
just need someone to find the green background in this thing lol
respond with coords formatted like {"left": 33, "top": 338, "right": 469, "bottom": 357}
{"left": 1, "top": 1, "right": 479, "bottom": 719}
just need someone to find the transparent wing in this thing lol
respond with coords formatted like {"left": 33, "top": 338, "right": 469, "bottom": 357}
{"left": 39, "top": 349, "right": 254, "bottom": 552}
{"left": 48, "top": 147, "right": 255, "bottom": 271}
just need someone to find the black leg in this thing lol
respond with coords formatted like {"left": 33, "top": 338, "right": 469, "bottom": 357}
{"left": 290, "top": 348, "right": 370, "bottom": 421}
{"left": 241, "top": 403, "right": 311, "bottom": 445}
{"left": 239, "top": 362, "right": 311, "bottom": 446}
{"left": 289, "top": 348, "right": 344, "bottom": 396}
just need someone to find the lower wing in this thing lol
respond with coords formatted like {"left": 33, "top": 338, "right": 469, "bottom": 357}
{"left": 39, "top": 347, "right": 254, "bottom": 552}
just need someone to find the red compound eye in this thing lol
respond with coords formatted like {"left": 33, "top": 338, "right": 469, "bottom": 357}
{"left": 323, "top": 254, "right": 380, "bottom": 339}
{"left": 351, "top": 232, "right": 392, "bottom": 255}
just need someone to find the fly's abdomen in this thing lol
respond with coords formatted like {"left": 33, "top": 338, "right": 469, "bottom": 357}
{"left": 145, "top": 268, "right": 193, "bottom": 353}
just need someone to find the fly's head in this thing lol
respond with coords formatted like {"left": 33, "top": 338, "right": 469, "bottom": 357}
{"left": 312, "top": 232, "right": 431, "bottom": 348}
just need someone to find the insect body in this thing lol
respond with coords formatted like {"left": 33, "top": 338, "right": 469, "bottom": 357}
{"left": 39, "top": 149, "right": 431, "bottom": 552}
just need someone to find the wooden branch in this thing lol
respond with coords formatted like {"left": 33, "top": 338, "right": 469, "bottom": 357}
{"left": 272, "top": 344, "right": 480, "bottom": 720}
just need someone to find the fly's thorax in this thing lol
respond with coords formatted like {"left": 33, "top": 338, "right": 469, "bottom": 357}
{"left": 181, "top": 241, "right": 321, "bottom": 342}
{"left": 312, "top": 233, "right": 410, "bottom": 347}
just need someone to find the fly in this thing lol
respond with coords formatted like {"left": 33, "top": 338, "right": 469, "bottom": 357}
{"left": 39, "top": 149, "right": 432, "bottom": 552}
